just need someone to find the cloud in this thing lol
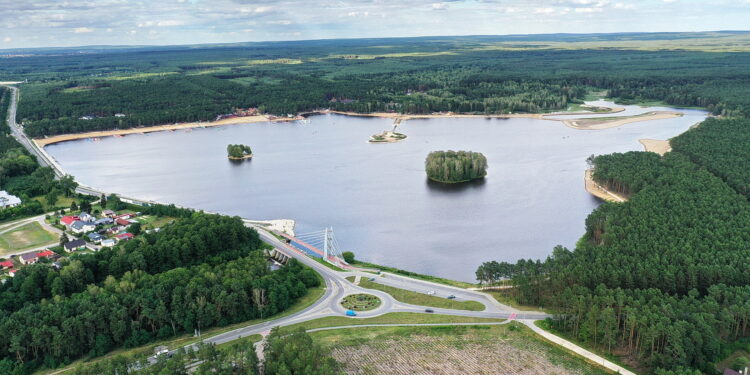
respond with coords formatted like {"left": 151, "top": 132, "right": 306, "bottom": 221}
{"left": 3, "top": 37, "right": 11, "bottom": 43}
{"left": 72, "top": 27, "right": 94, "bottom": 33}
{"left": 432, "top": 2, "right": 449, "bottom": 10}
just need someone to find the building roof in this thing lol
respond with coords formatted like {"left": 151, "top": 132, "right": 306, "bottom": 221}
{"left": 0, "top": 260, "right": 13, "bottom": 268}
{"left": 0, "top": 191, "right": 21, "bottom": 207}
{"left": 64, "top": 239, "right": 87, "bottom": 250}
{"left": 94, "top": 217, "right": 113, "bottom": 224}
{"left": 116, "top": 233, "right": 134, "bottom": 240}
{"left": 20, "top": 252, "right": 38, "bottom": 261}
{"left": 37, "top": 250, "right": 55, "bottom": 258}
{"left": 116, "top": 218, "right": 131, "bottom": 226}
{"left": 88, "top": 232, "right": 104, "bottom": 239}
{"left": 61, "top": 216, "right": 79, "bottom": 225}
{"left": 102, "top": 238, "right": 116, "bottom": 244}
{"left": 71, "top": 221, "right": 95, "bottom": 230}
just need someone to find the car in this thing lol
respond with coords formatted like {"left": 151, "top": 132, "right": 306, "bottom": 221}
{"left": 346, "top": 310, "right": 357, "bottom": 316}
{"left": 368, "top": 277, "right": 375, "bottom": 282}
{"left": 447, "top": 295, "right": 456, "bottom": 299}
{"left": 427, "top": 290, "right": 436, "bottom": 295}
{"left": 425, "top": 308, "right": 434, "bottom": 313}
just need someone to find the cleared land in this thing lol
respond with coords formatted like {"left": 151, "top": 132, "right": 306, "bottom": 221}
{"left": 357, "top": 279, "right": 485, "bottom": 311}
{"left": 639, "top": 139, "right": 672, "bottom": 155}
{"left": 0, "top": 222, "right": 57, "bottom": 255}
{"left": 315, "top": 323, "right": 611, "bottom": 375}
{"left": 584, "top": 169, "right": 626, "bottom": 203}
{"left": 279, "top": 313, "right": 505, "bottom": 334}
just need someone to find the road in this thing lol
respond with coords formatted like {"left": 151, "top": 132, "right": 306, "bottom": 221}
{"left": 2, "top": 84, "right": 633, "bottom": 374}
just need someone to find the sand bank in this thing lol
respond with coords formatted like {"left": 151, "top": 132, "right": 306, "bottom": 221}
{"left": 33, "top": 115, "right": 299, "bottom": 147}
{"left": 564, "top": 111, "right": 683, "bottom": 130}
{"left": 639, "top": 139, "right": 672, "bottom": 155}
{"left": 585, "top": 169, "right": 627, "bottom": 203}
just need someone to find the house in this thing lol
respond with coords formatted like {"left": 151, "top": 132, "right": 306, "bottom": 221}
{"left": 64, "top": 239, "right": 87, "bottom": 252}
{"left": 60, "top": 215, "right": 79, "bottom": 226}
{"left": 101, "top": 238, "right": 116, "bottom": 247}
{"left": 0, "top": 191, "right": 21, "bottom": 208}
{"left": 107, "top": 226, "right": 124, "bottom": 234}
{"left": 102, "top": 210, "right": 116, "bottom": 217}
{"left": 8, "top": 269, "right": 18, "bottom": 277}
{"left": 115, "top": 218, "right": 131, "bottom": 226}
{"left": 87, "top": 232, "right": 104, "bottom": 243}
{"left": 0, "top": 260, "right": 13, "bottom": 269}
{"left": 115, "top": 213, "right": 136, "bottom": 220}
{"left": 115, "top": 113, "right": 126, "bottom": 118}
{"left": 37, "top": 250, "right": 56, "bottom": 261}
{"left": 94, "top": 217, "right": 113, "bottom": 226}
{"left": 79, "top": 212, "right": 94, "bottom": 222}
{"left": 116, "top": 233, "right": 134, "bottom": 242}
{"left": 70, "top": 220, "right": 97, "bottom": 234}
{"left": 19, "top": 252, "right": 38, "bottom": 265}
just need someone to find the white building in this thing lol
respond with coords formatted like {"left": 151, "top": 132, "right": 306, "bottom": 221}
{"left": 0, "top": 191, "right": 21, "bottom": 208}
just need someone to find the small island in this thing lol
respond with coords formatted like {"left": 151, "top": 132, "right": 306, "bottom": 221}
{"left": 369, "top": 130, "right": 407, "bottom": 143}
{"left": 425, "top": 150, "right": 488, "bottom": 183}
{"left": 227, "top": 144, "right": 253, "bottom": 160}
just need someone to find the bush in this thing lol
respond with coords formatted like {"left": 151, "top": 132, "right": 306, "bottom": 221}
{"left": 342, "top": 251, "right": 355, "bottom": 264}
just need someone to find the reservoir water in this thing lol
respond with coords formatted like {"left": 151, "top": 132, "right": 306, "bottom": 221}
{"left": 46, "top": 102, "right": 707, "bottom": 281}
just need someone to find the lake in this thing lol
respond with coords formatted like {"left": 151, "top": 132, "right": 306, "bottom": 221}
{"left": 46, "top": 102, "right": 707, "bottom": 281}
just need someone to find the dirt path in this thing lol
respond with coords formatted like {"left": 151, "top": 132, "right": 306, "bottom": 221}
{"left": 564, "top": 111, "right": 683, "bottom": 130}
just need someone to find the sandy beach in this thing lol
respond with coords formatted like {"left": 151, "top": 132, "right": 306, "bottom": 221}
{"left": 33, "top": 115, "right": 299, "bottom": 147}
{"left": 564, "top": 111, "right": 683, "bottom": 130}
{"left": 639, "top": 139, "right": 672, "bottom": 155}
{"left": 584, "top": 169, "right": 627, "bottom": 203}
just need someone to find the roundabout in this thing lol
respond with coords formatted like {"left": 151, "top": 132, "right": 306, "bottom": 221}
{"left": 340, "top": 293, "right": 382, "bottom": 311}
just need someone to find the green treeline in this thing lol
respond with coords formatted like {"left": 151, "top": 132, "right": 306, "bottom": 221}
{"left": 0, "top": 214, "right": 320, "bottom": 373}
{"left": 425, "top": 150, "right": 487, "bottom": 183}
{"left": 227, "top": 144, "right": 253, "bottom": 159}
{"left": 476, "top": 118, "right": 750, "bottom": 373}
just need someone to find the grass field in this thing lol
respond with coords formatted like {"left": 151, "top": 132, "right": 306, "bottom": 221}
{"left": 0, "top": 221, "right": 57, "bottom": 255}
{"left": 357, "top": 279, "right": 485, "bottom": 311}
{"left": 278, "top": 312, "right": 505, "bottom": 334}
{"left": 312, "top": 322, "right": 611, "bottom": 375}
{"left": 353, "top": 260, "right": 476, "bottom": 289}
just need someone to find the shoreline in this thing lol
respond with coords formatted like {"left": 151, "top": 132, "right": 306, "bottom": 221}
{"left": 564, "top": 111, "right": 683, "bottom": 130}
{"left": 228, "top": 154, "right": 253, "bottom": 160}
{"left": 584, "top": 169, "right": 627, "bottom": 203}
{"left": 639, "top": 139, "right": 672, "bottom": 155}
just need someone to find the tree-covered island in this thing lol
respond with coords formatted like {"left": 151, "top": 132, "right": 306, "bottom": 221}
{"left": 425, "top": 150, "right": 488, "bottom": 183}
{"left": 227, "top": 144, "right": 253, "bottom": 160}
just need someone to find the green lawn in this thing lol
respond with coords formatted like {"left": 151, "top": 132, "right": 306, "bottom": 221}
{"left": 358, "top": 279, "right": 485, "bottom": 311}
{"left": 353, "top": 260, "right": 476, "bottom": 289}
{"left": 278, "top": 312, "right": 504, "bottom": 334}
{"left": 312, "top": 323, "right": 612, "bottom": 375}
{"left": 0, "top": 221, "right": 57, "bottom": 256}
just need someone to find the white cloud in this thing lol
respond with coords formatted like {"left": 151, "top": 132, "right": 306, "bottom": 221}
{"left": 157, "top": 20, "right": 184, "bottom": 27}
{"left": 72, "top": 27, "right": 93, "bottom": 33}
{"left": 267, "top": 20, "right": 292, "bottom": 25}
{"left": 432, "top": 2, "right": 448, "bottom": 10}
{"left": 534, "top": 7, "right": 556, "bottom": 14}
{"left": 614, "top": 3, "right": 635, "bottom": 9}
{"left": 575, "top": 7, "right": 604, "bottom": 13}
{"left": 254, "top": 6, "right": 272, "bottom": 13}
{"left": 2, "top": 37, "right": 11, "bottom": 43}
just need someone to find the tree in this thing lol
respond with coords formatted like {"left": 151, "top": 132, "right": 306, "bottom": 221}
{"left": 59, "top": 175, "right": 78, "bottom": 196}
{"left": 70, "top": 201, "right": 78, "bottom": 211}
{"left": 59, "top": 234, "right": 68, "bottom": 247}
{"left": 425, "top": 150, "right": 487, "bottom": 183}
{"left": 227, "top": 144, "right": 253, "bottom": 159}
{"left": 130, "top": 222, "right": 142, "bottom": 236}
{"left": 100, "top": 194, "right": 107, "bottom": 209}
{"left": 342, "top": 251, "right": 355, "bottom": 264}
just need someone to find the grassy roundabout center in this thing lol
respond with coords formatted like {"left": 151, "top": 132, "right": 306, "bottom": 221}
{"left": 341, "top": 293, "right": 382, "bottom": 311}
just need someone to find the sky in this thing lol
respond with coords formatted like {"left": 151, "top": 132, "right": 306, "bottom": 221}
{"left": 1, "top": 0, "right": 749, "bottom": 49}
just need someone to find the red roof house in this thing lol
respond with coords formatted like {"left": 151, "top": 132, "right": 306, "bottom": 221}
{"left": 116, "top": 218, "right": 131, "bottom": 226}
{"left": 0, "top": 260, "right": 13, "bottom": 269}
{"left": 37, "top": 250, "right": 55, "bottom": 259}
{"left": 116, "top": 233, "right": 134, "bottom": 241}
{"left": 60, "top": 216, "right": 79, "bottom": 226}
{"left": 8, "top": 269, "right": 18, "bottom": 277}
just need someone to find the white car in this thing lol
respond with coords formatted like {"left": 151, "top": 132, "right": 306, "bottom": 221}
{"left": 427, "top": 290, "right": 436, "bottom": 295}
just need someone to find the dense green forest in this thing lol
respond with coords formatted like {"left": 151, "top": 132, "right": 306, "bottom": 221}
{"left": 477, "top": 118, "right": 750, "bottom": 374}
{"left": 425, "top": 150, "right": 488, "bottom": 183}
{"left": 3, "top": 33, "right": 750, "bottom": 136}
{"left": 0, "top": 213, "right": 319, "bottom": 374}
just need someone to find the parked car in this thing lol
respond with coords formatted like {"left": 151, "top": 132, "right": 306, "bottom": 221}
{"left": 346, "top": 310, "right": 357, "bottom": 317}
{"left": 368, "top": 277, "right": 375, "bottom": 282}
{"left": 427, "top": 290, "right": 436, "bottom": 295}
{"left": 425, "top": 308, "right": 434, "bottom": 313}
{"left": 447, "top": 295, "right": 456, "bottom": 299}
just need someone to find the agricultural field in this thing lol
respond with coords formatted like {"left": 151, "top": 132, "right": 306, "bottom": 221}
{"left": 0, "top": 221, "right": 57, "bottom": 255}
{"left": 314, "top": 323, "right": 610, "bottom": 375}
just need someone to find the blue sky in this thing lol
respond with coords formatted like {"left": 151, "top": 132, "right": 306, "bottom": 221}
{"left": 1, "top": 0, "right": 749, "bottom": 48}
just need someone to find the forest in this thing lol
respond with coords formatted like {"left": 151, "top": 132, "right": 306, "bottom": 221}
{"left": 227, "top": 144, "right": 253, "bottom": 159}
{"left": 3, "top": 33, "right": 750, "bottom": 137}
{"left": 476, "top": 118, "right": 750, "bottom": 374}
{"left": 425, "top": 150, "right": 487, "bottom": 183}
{"left": 0, "top": 213, "right": 320, "bottom": 374}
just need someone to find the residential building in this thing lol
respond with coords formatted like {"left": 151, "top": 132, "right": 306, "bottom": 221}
{"left": 70, "top": 220, "right": 97, "bottom": 234}
{"left": 37, "top": 250, "right": 56, "bottom": 261}
{"left": 0, "top": 260, "right": 13, "bottom": 269}
{"left": 102, "top": 209, "right": 116, "bottom": 217}
{"left": 64, "top": 239, "right": 87, "bottom": 252}
{"left": 0, "top": 191, "right": 21, "bottom": 208}
{"left": 101, "top": 238, "right": 116, "bottom": 247}
{"left": 87, "top": 232, "right": 104, "bottom": 243}
{"left": 116, "top": 233, "right": 134, "bottom": 242}
{"left": 60, "top": 215, "right": 79, "bottom": 226}
{"left": 8, "top": 269, "right": 18, "bottom": 277}
{"left": 116, "top": 218, "right": 131, "bottom": 226}
{"left": 79, "top": 212, "right": 94, "bottom": 222}
{"left": 19, "top": 252, "right": 38, "bottom": 265}
{"left": 94, "top": 217, "right": 113, "bottom": 226}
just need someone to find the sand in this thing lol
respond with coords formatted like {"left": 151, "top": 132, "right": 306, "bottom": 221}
{"left": 584, "top": 169, "right": 627, "bottom": 203}
{"left": 639, "top": 139, "right": 672, "bottom": 155}
{"left": 33, "top": 115, "right": 299, "bottom": 147}
{"left": 564, "top": 111, "right": 683, "bottom": 130}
